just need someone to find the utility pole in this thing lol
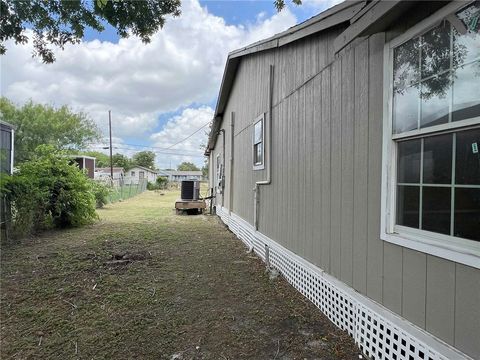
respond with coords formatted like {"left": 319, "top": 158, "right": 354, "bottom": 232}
{"left": 109, "top": 110, "right": 113, "bottom": 182}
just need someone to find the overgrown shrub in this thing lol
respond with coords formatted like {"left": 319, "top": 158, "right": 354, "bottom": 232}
{"left": 0, "top": 145, "right": 97, "bottom": 238}
{"left": 146, "top": 176, "right": 168, "bottom": 191}
{"left": 146, "top": 181, "right": 156, "bottom": 191}
{"left": 156, "top": 176, "right": 168, "bottom": 189}
{"left": 90, "top": 180, "right": 110, "bottom": 208}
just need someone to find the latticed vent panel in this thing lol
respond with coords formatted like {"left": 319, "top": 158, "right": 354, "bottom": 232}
{"left": 216, "top": 207, "right": 466, "bottom": 360}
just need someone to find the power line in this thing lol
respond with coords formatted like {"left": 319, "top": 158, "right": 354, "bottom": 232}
{"left": 89, "top": 143, "right": 203, "bottom": 156}
{"left": 115, "top": 142, "right": 201, "bottom": 155}
{"left": 89, "top": 145, "right": 205, "bottom": 158}
{"left": 164, "top": 121, "right": 211, "bottom": 149}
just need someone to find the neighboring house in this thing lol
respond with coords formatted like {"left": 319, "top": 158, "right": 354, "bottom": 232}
{"left": 95, "top": 167, "right": 125, "bottom": 184}
{"left": 205, "top": 1, "right": 479, "bottom": 359}
{"left": 1, "top": 121, "right": 15, "bottom": 238}
{"left": 70, "top": 155, "right": 96, "bottom": 178}
{"left": 0, "top": 121, "right": 14, "bottom": 175}
{"left": 127, "top": 166, "right": 157, "bottom": 184}
{"left": 162, "top": 170, "right": 203, "bottom": 182}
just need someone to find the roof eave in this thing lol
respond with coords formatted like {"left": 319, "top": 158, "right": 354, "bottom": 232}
{"left": 206, "top": 0, "right": 368, "bottom": 154}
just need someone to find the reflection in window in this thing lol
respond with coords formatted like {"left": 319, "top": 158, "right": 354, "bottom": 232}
{"left": 0, "top": 127, "right": 12, "bottom": 174}
{"left": 393, "top": 1, "right": 480, "bottom": 134}
{"left": 253, "top": 118, "right": 263, "bottom": 166}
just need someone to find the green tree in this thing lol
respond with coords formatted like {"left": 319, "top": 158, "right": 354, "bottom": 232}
{"left": 201, "top": 164, "right": 209, "bottom": 178}
{"left": 112, "top": 153, "right": 131, "bottom": 169}
{"left": 132, "top": 151, "right": 155, "bottom": 170}
{"left": 0, "top": 0, "right": 181, "bottom": 63}
{"left": 177, "top": 161, "right": 200, "bottom": 171}
{"left": 274, "top": 0, "right": 302, "bottom": 11}
{"left": 0, "top": 98, "right": 100, "bottom": 164}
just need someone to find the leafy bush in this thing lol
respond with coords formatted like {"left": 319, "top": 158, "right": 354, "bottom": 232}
{"left": 146, "top": 176, "right": 168, "bottom": 191}
{"left": 0, "top": 145, "right": 97, "bottom": 238}
{"left": 146, "top": 181, "right": 156, "bottom": 191}
{"left": 156, "top": 176, "right": 168, "bottom": 189}
{"left": 90, "top": 180, "right": 111, "bottom": 208}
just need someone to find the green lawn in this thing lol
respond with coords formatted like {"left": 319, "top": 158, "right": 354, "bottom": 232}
{"left": 1, "top": 190, "right": 358, "bottom": 359}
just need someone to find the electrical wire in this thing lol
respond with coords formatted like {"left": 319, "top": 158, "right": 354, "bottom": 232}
{"left": 164, "top": 121, "right": 211, "bottom": 149}
{"left": 88, "top": 145, "right": 205, "bottom": 157}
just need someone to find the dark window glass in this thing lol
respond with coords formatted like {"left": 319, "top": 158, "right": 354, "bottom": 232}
{"left": 452, "top": 61, "right": 480, "bottom": 122}
{"left": 422, "top": 187, "right": 451, "bottom": 235}
{"left": 456, "top": 128, "right": 480, "bottom": 185}
{"left": 397, "top": 185, "right": 420, "bottom": 228}
{"left": 397, "top": 139, "right": 421, "bottom": 183}
{"left": 254, "top": 143, "right": 263, "bottom": 165}
{"left": 423, "top": 133, "right": 453, "bottom": 184}
{"left": 454, "top": 187, "right": 480, "bottom": 241}
{"left": 420, "top": 72, "right": 451, "bottom": 128}
{"left": 421, "top": 21, "right": 451, "bottom": 79}
{"left": 0, "top": 129, "right": 12, "bottom": 174}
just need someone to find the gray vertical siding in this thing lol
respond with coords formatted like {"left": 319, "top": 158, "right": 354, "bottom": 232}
{"left": 210, "top": 28, "right": 480, "bottom": 358}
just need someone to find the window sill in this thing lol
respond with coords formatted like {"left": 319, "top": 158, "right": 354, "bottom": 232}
{"left": 381, "top": 228, "right": 480, "bottom": 268}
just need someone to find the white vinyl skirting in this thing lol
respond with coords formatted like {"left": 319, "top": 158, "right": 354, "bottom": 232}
{"left": 216, "top": 206, "right": 470, "bottom": 360}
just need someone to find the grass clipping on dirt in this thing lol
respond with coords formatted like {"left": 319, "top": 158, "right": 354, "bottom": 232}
{"left": 1, "top": 190, "right": 359, "bottom": 359}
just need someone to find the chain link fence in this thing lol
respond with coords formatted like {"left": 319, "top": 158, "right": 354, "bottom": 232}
{"left": 107, "top": 179, "right": 148, "bottom": 203}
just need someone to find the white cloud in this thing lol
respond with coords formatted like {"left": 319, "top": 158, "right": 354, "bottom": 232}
{"left": 1, "top": 0, "right": 297, "bottom": 142}
{"left": 150, "top": 106, "right": 214, "bottom": 169}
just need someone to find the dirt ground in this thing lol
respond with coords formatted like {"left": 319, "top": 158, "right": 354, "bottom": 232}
{"left": 1, "top": 190, "right": 360, "bottom": 359}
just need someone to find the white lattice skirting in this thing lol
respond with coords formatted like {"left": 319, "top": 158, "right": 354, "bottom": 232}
{"left": 216, "top": 207, "right": 470, "bottom": 360}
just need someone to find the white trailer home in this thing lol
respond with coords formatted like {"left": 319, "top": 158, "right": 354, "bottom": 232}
{"left": 127, "top": 166, "right": 158, "bottom": 184}
{"left": 205, "top": 1, "right": 480, "bottom": 359}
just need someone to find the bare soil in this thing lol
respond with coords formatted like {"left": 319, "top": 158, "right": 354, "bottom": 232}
{"left": 1, "top": 190, "right": 360, "bottom": 359}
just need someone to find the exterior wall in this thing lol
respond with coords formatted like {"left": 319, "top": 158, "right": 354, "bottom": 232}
{"left": 84, "top": 158, "right": 95, "bottom": 179}
{"left": 209, "top": 18, "right": 479, "bottom": 359}
{"left": 127, "top": 167, "right": 157, "bottom": 184}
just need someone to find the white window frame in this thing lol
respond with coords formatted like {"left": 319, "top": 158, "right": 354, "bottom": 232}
{"left": 253, "top": 114, "right": 265, "bottom": 170}
{"left": 216, "top": 153, "right": 223, "bottom": 193}
{"left": 381, "top": 0, "right": 480, "bottom": 268}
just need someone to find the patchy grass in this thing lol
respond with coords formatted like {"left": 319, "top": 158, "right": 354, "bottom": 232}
{"left": 1, "top": 190, "right": 360, "bottom": 359}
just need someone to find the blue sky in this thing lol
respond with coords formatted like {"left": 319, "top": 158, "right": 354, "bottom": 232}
{"left": 2, "top": 0, "right": 333, "bottom": 169}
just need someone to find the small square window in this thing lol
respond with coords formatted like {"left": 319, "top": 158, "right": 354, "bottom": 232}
{"left": 253, "top": 115, "right": 265, "bottom": 169}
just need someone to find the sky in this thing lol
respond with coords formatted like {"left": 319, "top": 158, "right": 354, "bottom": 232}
{"left": 1, "top": 0, "right": 341, "bottom": 170}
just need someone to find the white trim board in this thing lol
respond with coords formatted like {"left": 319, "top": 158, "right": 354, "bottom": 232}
{"left": 216, "top": 206, "right": 471, "bottom": 360}
{"left": 380, "top": 0, "right": 480, "bottom": 268}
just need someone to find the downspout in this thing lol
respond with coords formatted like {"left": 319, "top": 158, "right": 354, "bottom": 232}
{"left": 219, "top": 128, "right": 226, "bottom": 208}
{"left": 254, "top": 64, "right": 274, "bottom": 230}
{"left": 229, "top": 113, "right": 235, "bottom": 215}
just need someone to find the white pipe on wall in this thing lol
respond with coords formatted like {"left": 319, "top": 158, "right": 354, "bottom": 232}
{"left": 229, "top": 113, "right": 235, "bottom": 215}
{"left": 254, "top": 64, "right": 274, "bottom": 230}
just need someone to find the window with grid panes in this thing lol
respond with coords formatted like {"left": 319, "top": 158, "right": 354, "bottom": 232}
{"left": 388, "top": 2, "right": 480, "bottom": 247}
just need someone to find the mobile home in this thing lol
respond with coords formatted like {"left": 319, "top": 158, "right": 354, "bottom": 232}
{"left": 205, "top": 1, "right": 480, "bottom": 359}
